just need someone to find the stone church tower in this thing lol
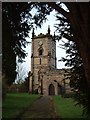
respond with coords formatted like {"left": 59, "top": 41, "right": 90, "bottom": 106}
{"left": 29, "top": 26, "right": 71, "bottom": 95}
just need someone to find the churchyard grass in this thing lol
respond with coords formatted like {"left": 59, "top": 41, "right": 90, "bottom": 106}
{"left": 2, "top": 93, "right": 39, "bottom": 118}
{"left": 53, "top": 95, "right": 86, "bottom": 119}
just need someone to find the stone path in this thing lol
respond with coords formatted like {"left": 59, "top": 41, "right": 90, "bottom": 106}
{"left": 21, "top": 96, "right": 58, "bottom": 119}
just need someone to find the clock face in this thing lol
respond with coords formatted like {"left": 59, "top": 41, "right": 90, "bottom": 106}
{"left": 39, "top": 41, "right": 43, "bottom": 45}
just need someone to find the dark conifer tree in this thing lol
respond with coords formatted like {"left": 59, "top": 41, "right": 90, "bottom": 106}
{"left": 60, "top": 41, "right": 89, "bottom": 116}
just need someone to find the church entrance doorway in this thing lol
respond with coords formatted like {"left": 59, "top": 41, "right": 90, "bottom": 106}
{"left": 49, "top": 84, "right": 55, "bottom": 95}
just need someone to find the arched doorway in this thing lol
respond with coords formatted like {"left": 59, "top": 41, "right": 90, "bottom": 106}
{"left": 48, "top": 84, "right": 55, "bottom": 95}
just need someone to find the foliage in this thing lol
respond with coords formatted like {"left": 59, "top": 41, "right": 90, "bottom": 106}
{"left": 2, "top": 2, "right": 53, "bottom": 86}
{"left": 2, "top": 2, "right": 30, "bottom": 85}
{"left": 49, "top": 2, "right": 89, "bottom": 117}
{"left": 55, "top": 12, "right": 72, "bottom": 41}
{"left": 60, "top": 41, "right": 89, "bottom": 116}
{"left": 31, "top": 2, "right": 53, "bottom": 28}
{"left": 2, "top": 2, "right": 89, "bottom": 116}
{"left": 2, "top": 93, "right": 39, "bottom": 118}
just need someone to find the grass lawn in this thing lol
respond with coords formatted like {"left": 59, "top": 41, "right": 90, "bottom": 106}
{"left": 2, "top": 93, "right": 40, "bottom": 118}
{"left": 53, "top": 95, "right": 87, "bottom": 119}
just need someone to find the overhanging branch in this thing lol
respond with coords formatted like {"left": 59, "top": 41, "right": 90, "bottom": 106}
{"left": 63, "top": 33, "right": 75, "bottom": 42}
{"left": 47, "top": 2, "right": 70, "bottom": 19}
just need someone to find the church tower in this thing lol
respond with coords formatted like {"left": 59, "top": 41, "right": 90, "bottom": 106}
{"left": 29, "top": 26, "right": 56, "bottom": 93}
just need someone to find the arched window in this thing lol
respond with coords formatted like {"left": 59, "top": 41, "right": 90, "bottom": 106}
{"left": 39, "top": 49, "right": 43, "bottom": 56}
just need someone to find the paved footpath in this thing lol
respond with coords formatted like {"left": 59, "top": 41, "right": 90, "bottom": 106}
{"left": 20, "top": 96, "right": 59, "bottom": 119}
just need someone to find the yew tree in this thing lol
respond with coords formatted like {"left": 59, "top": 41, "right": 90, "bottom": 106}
{"left": 60, "top": 40, "right": 88, "bottom": 115}
{"left": 2, "top": 2, "right": 52, "bottom": 85}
